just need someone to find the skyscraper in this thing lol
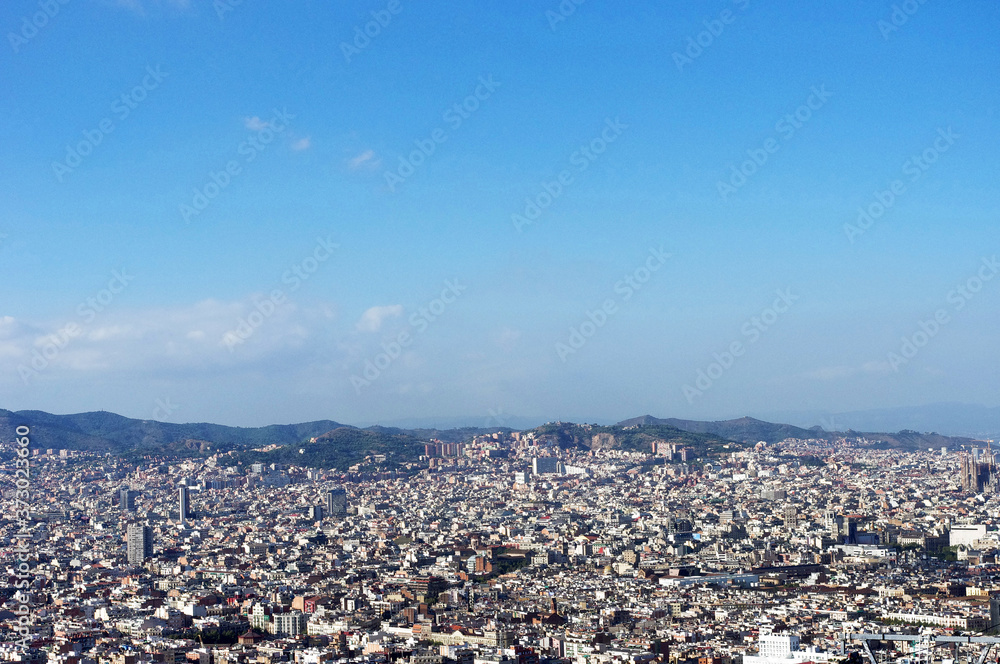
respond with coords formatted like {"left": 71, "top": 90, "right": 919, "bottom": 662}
{"left": 783, "top": 504, "right": 798, "bottom": 529}
{"left": 126, "top": 523, "right": 152, "bottom": 564}
{"left": 326, "top": 488, "right": 347, "bottom": 516}
{"left": 119, "top": 487, "right": 137, "bottom": 511}
{"left": 990, "top": 592, "right": 1000, "bottom": 634}
{"left": 179, "top": 486, "right": 192, "bottom": 523}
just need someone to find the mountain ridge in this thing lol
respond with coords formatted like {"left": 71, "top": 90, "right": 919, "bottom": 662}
{"left": 1, "top": 408, "right": 987, "bottom": 462}
{"left": 613, "top": 413, "right": 983, "bottom": 451}
{"left": 615, "top": 415, "right": 818, "bottom": 443}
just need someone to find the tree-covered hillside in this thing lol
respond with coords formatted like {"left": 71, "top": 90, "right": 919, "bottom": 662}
{"left": 531, "top": 421, "right": 741, "bottom": 457}
{"left": 230, "top": 426, "right": 425, "bottom": 469}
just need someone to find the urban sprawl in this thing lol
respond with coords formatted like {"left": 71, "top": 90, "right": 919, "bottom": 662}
{"left": 6, "top": 429, "right": 1000, "bottom": 664}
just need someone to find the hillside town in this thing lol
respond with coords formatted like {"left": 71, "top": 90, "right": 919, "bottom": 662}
{"left": 6, "top": 430, "right": 1000, "bottom": 664}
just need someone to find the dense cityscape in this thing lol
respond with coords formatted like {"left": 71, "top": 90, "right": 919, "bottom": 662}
{"left": 6, "top": 426, "right": 1000, "bottom": 664}
{"left": 5, "top": 5, "right": 998, "bottom": 664}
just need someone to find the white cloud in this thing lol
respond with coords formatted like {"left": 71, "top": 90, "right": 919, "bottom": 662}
{"left": 355, "top": 305, "right": 403, "bottom": 333}
{"left": 0, "top": 297, "right": 349, "bottom": 386}
{"left": 0, "top": 298, "right": 496, "bottom": 424}
{"left": 348, "top": 149, "right": 380, "bottom": 170}
{"left": 291, "top": 137, "right": 311, "bottom": 151}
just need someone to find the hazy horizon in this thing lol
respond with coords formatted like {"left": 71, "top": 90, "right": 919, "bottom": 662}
{"left": 3, "top": 1, "right": 998, "bottom": 427}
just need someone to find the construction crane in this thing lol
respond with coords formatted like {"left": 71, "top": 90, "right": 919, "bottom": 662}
{"left": 848, "top": 634, "right": 1000, "bottom": 664}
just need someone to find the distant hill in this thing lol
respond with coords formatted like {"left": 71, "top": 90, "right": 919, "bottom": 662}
{"left": 530, "top": 421, "right": 740, "bottom": 458}
{"left": 0, "top": 409, "right": 515, "bottom": 467}
{"left": 614, "top": 414, "right": 981, "bottom": 452}
{"left": 0, "top": 409, "right": 346, "bottom": 456}
{"left": 1, "top": 407, "right": 986, "bottom": 467}
{"left": 837, "top": 429, "right": 979, "bottom": 452}
{"left": 231, "top": 426, "right": 427, "bottom": 470}
{"left": 616, "top": 415, "right": 818, "bottom": 444}
{"left": 365, "top": 425, "right": 516, "bottom": 445}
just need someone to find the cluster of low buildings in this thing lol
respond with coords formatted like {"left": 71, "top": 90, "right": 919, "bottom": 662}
{"left": 5, "top": 430, "right": 1000, "bottom": 664}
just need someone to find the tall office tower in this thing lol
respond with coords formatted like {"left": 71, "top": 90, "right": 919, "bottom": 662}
{"left": 783, "top": 504, "right": 798, "bottom": 529}
{"left": 179, "top": 486, "right": 192, "bottom": 522}
{"left": 126, "top": 523, "right": 152, "bottom": 564}
{"left": 829, "top": 513, "right": 844, "bottom": 539}
{"left": 842, "top": 516, "right": 858, "bottom": 544}
{"left": 309, "top": 505, "right": 324, "bottom": 520}
{"left": 326, "top": 488, "right": 347, "bottom": 516}
{"left": 990, "top": 593, "right": 1000, "bottom": 634}
{"left": 119, "top": 488, "right": 137, "bottom": 511}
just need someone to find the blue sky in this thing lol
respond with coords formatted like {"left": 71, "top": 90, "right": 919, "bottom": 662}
{"left": 1, "top": 0, "right": 998, "bottom": 427}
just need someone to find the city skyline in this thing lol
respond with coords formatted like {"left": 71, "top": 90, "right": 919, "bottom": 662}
{"left": 9, "top": 424, "right": 1000, "bottom": 658}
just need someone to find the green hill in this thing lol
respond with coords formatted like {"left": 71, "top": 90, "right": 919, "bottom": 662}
{"left": 0, "top": 409, "right": 352, "bottom": 456}
{"left": 530, "top": 421, "right": 740, "bottom": 458}
{"left": 229, "top": 426, "right": 426, "bottom": 470}
{"left": 616, "top": 415, "right": 819, "bottom": 444}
